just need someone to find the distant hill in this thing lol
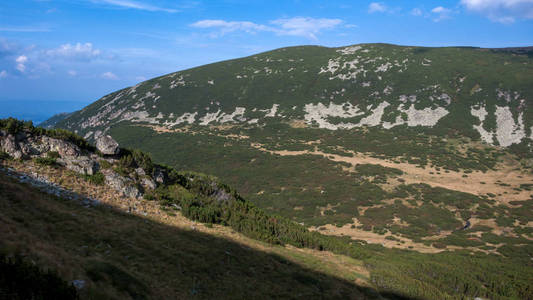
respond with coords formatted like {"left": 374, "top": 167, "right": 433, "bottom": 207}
{"left": 40, "top": 112, "right": 73, "bottom": 128}
{"left": 51, "top": 43, "right": 533, "bottom": 149}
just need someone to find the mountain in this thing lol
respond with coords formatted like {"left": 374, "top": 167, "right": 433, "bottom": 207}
{"left": 44, "top": 44, "right": 533, "bottom": 290}
{"left": 53, "top": 44, "right": 533, "bottom": 150}
{"left": 40, "top": 112, "right": 74, "bottom": 129}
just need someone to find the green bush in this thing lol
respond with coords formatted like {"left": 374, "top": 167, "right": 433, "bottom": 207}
{"left": 33, "top": 156, "right": 57, "bottom": 166}
{"left": 82, "top": 172, "right": 105, "bottom": 185}
{"left": 98, "top": 160, "right": 112, "bottom": 170}
{"left": 47, "top": 151, "right": 60, "bottom": 159}
{"left": 117, "top": 149, "right": 154, "bottom": 175}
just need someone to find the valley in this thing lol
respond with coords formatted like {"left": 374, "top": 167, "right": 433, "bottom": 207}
{"left": 2, "top": 119, "right": 533, "bottom": 299}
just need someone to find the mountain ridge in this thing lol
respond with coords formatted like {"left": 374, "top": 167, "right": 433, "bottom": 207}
{"left": 50, "top": 43, "right": 533, "bottom": 152}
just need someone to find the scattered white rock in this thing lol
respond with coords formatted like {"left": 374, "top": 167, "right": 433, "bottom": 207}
{"left": 471, "top": 105, "right": 494, "bottom": 144}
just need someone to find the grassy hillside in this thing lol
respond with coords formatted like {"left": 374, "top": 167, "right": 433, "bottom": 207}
{"left": 2, "top": 118, "right": 533, "bottom": 299}
{"left": 54, "top": 44, "right": 533, "bottom": 150}
{"left": 0, "top": 171, "right": 380, "bottom": 299}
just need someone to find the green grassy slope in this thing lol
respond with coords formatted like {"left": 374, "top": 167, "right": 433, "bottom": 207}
{"left": 3, "top": 118, "right": 533, "bottom": 299}
{"left": 0, "top": 172, "right": 380, "bottom": 300}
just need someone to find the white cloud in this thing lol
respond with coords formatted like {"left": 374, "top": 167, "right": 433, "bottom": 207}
{"left": 68, "top": 70, "right": 77, "bottom": 76}
{"left": 411, "top": 8, "right": 423, "bottom": 16}
{"left": 191, "top": 17, "right": 343, "bottom": 40}
{"left": 0, "top": 70, "right": 7, "bottom": 78}
{"left": 101, "top": 71, "right": 118, "bottom": 80}
{"left": 270, "top": 17, "right": 343, "bottom": 40}
{"left": 136, "top": 76, "right": 147, "bottom": 81}
{"left": 431, "top": 6, "right": 452, "bottom": 21}
{"left": 92, "top": 0, "right": 178, "bottom": 13}
{"left": 15, "top": 55, "right": 28, "bottom": 72}
{"left": 368, "top": 2, "right": 387, "bottom": 13}
{"left": 461, "top": 0, "right": 533, "bottom": 23}
{"left": 432, "top": 6, "right": 450, "bottom": 13}
{"left": 46, "top": 43, "right": 102, "bottom": 61}
{"left": 190, "top": 20, "right": 270, "bottom": 36}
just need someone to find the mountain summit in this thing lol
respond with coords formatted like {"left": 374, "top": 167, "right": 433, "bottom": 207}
{"left": 49, "top": 44, "right": 532, "bottom": 149}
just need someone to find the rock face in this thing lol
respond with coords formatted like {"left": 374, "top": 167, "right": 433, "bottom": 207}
{"left": 59, "top": 156, "right": 99, "bottom": 176}
{"left": 96, "top": 135, "right": 120, "bottom": 155}
{"left": 0, "top": 130, "right": 83, "bottom": 159}
{"left": 0, "top": 126, "right": 174, "bottom": 200}
{"left": 0, "top": 131, "right": 22, "bottom": 159}
{"left": 102, "top": 169, "right": 141, "bottom": 199}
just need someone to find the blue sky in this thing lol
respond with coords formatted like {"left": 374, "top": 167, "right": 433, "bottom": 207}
{"left": 0, "top": 0, "right": 532, "bottom": 104}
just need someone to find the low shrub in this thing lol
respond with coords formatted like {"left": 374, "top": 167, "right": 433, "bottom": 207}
{"left": 33, "top": 156, "right": 57, "bottom": 166}
{"left": 82, "top": 172, "right": 105, "bottom": 185}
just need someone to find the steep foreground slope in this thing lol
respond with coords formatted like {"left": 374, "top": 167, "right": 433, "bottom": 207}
{"left": 0, "top": 170, "right": 375, "bottom": 299}
{"left": 3, "top": 119, "right": 533, "bottom": 299}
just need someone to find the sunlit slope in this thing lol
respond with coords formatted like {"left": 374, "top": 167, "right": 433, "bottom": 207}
{"left": 54, "top": 44, "right": 533, "bottom": 150}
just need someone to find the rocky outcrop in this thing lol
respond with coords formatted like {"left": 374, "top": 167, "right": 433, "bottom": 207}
{"left": 101, "top": 169, "right": 141, "bottom": 199}
{"left": 96, "top": 135, "right": 120, "bottom": 155}
{"left": 59, "top": 156, "right": 99, "bottom": 176}
{"left": 0, "top": 130, "right": 83, "bottom": 159}
{"left": 141, "top": 177, "right": 157, "bottom": 190}
{"left": 0, "top": 131, "right": 22, "bottom": 159}
{"left": 1, "top": 126, "right": 164, "bottom": 200}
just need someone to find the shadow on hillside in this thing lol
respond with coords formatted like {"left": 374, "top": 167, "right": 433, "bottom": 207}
{"left": 0, "top": 171, "right": 418, "bottom": 300}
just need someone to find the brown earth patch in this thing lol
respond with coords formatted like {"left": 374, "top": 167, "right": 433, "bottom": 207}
{"left": 251, "top": 144, "right": 533, "bottom": 205}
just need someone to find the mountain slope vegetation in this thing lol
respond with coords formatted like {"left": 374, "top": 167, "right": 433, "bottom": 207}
{"left": 46, "top": 44, "right": 533, "bottom": 256}
{"left": 2, "top": 118, "right": 533, "bottom": 299}
{"left": 37, "top": 43, "right": 533, "bottom": 298}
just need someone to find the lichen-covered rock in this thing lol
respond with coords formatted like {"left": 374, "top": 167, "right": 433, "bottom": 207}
{"left": 135, "top": 167, "right": 146, "bottom": 177}
{"left": 141, "top": 177, "right": 157, "bottom": 190}
{"left": 210, "top": 182, "right": 232, "bottom": 203}
{"left": 0, "top": 132, "right": 23, "bottom": 159}
{"left": 59, "top": 156, "right": 99, "bottom": 176}
{"left": 96, "top": 135, "right": 120, "bottom": 155}
{"left": 102, "top": 169, "right": 141, "bottom": 198}
{"left": 41, "top": 136, "right": 82, "bottom": 157}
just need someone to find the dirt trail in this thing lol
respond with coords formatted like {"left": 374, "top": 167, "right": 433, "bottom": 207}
{"left": 252, "top": 144, "right": 533, "bottom": 204}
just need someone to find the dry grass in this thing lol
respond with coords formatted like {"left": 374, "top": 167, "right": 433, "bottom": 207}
{"left": 251, "top": 143, "right": 533, "bottom": 205}
{"left": 0, "top": 160, "right": 377, "bottom": 299}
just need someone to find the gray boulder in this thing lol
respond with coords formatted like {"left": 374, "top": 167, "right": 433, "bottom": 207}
{"left": 141, "top": 177, "right": 157, "bottom": 190}
{"left": 59, "top": 156, "right": 99, "bottom": 175}
{"left": 41, "top": 136, "right": 82, "bottom": 157}
{"left": 96, "top": 135, "right": 120, "bottom": 155}
{"left": 102, "top": 169, "right": 141, "bottom": 198}
{"left": 0, "top": 132, "right": 23, "bottom": 159}
{"left": 211, "top": 182, "right": 232, "bottom": 203}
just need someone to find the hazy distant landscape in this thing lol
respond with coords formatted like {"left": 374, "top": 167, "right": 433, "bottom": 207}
{"left": 0, "top": 100, "right": 89, "bottom": 124}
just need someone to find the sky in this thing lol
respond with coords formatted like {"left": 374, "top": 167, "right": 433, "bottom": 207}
{"left": 0, "top": 0, "right": 532, "bottom": 105}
